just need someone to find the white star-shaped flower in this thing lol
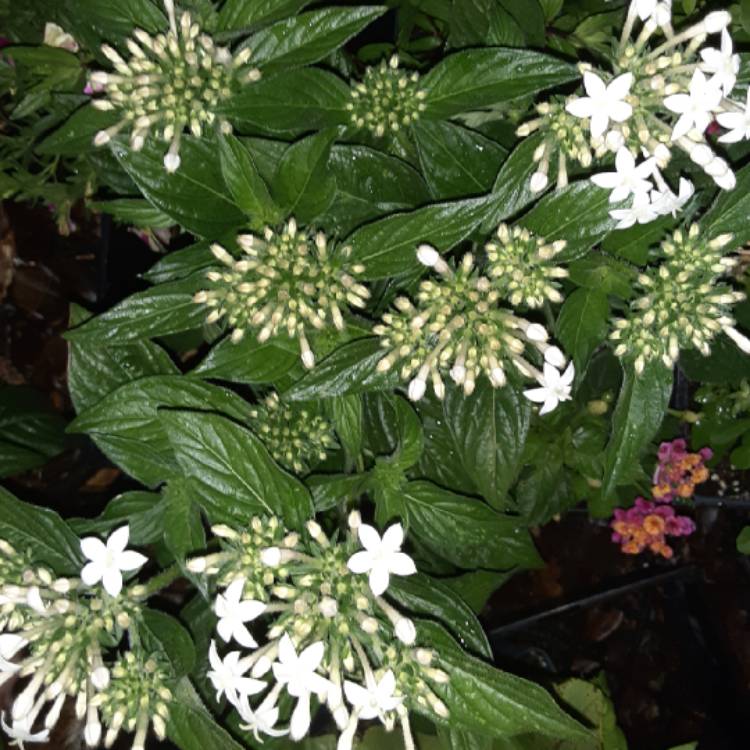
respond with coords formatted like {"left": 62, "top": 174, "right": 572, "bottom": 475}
{"left": 700, "top": 29, "right": 740, "bottom": 95}
{"left": 717, "top": 88, "right": 750, "bottom": 144}
{"left": 347, "top": 523, "right": 417, "bottom": 596}
{"left": 664, "top": 70, "right": 722, "bottom": 140}
{"left": 207, "top": 640, "right": 266, "bottom": 707}
{"left": 650, "top": 177, "right": 694, "bottom": 217}
{"left": 344, "top": 671, "right": 403, "bottom": 721}
{"left": 608, "top": 191, "right": 660, "bottom": 229}
{"left": 238, "top": 695, "right": 288, "bottom": 742}
{"left": 591, "top": 147, "right": 655, "bottom": 203}
{"left": 215, "top": 579, "right": 266, "bottom": 649}
{"left": 80, "top": 525, "right": 147, "bottom": 597}
{"left": 0, "top": 634, "right": 26, "bottom": 673}
{"left": 272, "top": 634, "right": 332, "bottom": 741}
{"left": 632, "top": 0, "right": 658, "bottom": 20}
{"left": 566, "top": 72, "right": 633, "bottom": 139}
{"left": 524, "top": 362, "right": 575, "bottom": 415}
{"left": 0, "top": 714, "right": 50, "bottom": 749}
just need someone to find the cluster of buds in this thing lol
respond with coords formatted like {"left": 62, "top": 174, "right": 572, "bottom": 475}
{"left": 374, "top": 243, "right": 573, "bottom": 411}
{"left": 518, "top": 0, "right": 748, "bottom": 227}
{"left": 193, "top": 219, "right": 370, "bottom": 369}
{"left": 652, "top": 438, "right": 712, "bottom": 502}
{"left": 346, "top": 55, "right": 427, "bottom": 137}
{"left": 0, "top": 527, "right": 172, "bottom": 750}
{"left": 485, "top": 224, "right": 568, "bottom": 308}
{"left": 611, "top": 497, "right": 696, "bottom": 558}
{"left": 610, "top": 225, "right": 749, "bottom": 373}
{"left": 248, "top": 392, "right": 338, "bottom": 474}
{"left": 187, "top": 514, "right": 449, "bottom": 750}
{"left": 89, "top": 0, "right": 261, "bottom": 172}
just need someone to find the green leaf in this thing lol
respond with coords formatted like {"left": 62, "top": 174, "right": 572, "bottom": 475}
{"left": 285, "top": 338, "right": 398, "bottom": 401}
{"left": 348, "top": 196, "right": 489, "bottom": 279}
{"left": 738, "top": 526, "right": 750, "bottom": 554}
{"left": 111, "top": 138, "right": 246, "bottom": 238}
{"left": 418, "top": 621, "right": 589, "bottom": 740}
{"left": 66, "top": 275, "right": 206, "bottom": 345}
{"left": 193, "top": 335, "right": 298, "bottom": 384}
{"left": 442, "top": 569, "right": 516, "bottom": 614}
{"left": 498, "top": 0, "right": 546, "bottom": 45}
{"left": 91, "top": 199, "right": 175, "bottom": 229}
{"left": 219, "top": 68, "right": 350, "bottom": 136}
{"left": 422, "top": 48, "right": 576, "bottom": 120}
{"left": 142, "top": 241, "right": 217, "bottom": 284}
{"left": 438, "top": 728, "right": 492, "bottom": 750}
{"left": 330, "top": 395, "right": 363, "bottom": 462}
{"left": 442, "top": 381, "right": 531, "bottom": 509}
{"left": 388, "top": 574, "right": 491, "bottom": 658}
{"left": 67, "top": 304, "right": 178, "bottom": 413}
{"left": 273, "top": 129, "right": 337, "bottom": 223}
{"left": 218, "top": 133, "right": 280, "bottom": 225}
{"left": 249, "top": 7, "right": 387, "bottom": 72}
{"left": 593, "top": 361, "right": 673, "bottom": 516}
{"left": 519, "top": 183, "right": 617, "bottom": 261}
{"left": 404, "top": 481, "right": 540, "bottom": 569}
{"left": 516, "top": 458, "right": 572, "bottom": 526}
{"left": 162, "top": 480, "right": 206, "bottom": 559}
{"left": 414, "top": 121, "right": 508, "bottom": 200}
{"left": 556, "top": 288, "right": 609, "bottom": 374}
{"left": 322, "top": 144, "right": 430, "bottom": 235}
{"left": 0, "top": 485, "right": 83, "bottom": 575}
{"left": 60, "top": 0, "right": 166, "bottom": 48}
{"left": 567, "top": 255, "right": 635, "bottom": 299}
{"left": 37, "top": 105, "right": 118, "bottom": 156}
{"left": 0, "top": 386, "right": 66, "bottom": 478}
{"left": 703, "top": 163, "right": 750, "bottom": 246}
{"left": 602, "top": 214, "right": 675, "bottom": 265}
{"left": 306, "top": 472, "right": 370, "bottom": 512}
{"left": 391, "top": 397, "right": 424, "bottom": 470}
{"left": 140, "top": 609, "right": 196, "bottom": 678}
{"left": 216, "top": 0, "right": 312, "bottom": 31}
{"left": 160, "top": 410, "right": 314, "bottom": 530}
{"left": 69, "top": 376, "right": 251, "bottom": 487}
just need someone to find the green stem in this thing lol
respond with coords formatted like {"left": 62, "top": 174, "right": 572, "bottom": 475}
{"left": 132, "top": 563, "right": 182, "bottom": 600}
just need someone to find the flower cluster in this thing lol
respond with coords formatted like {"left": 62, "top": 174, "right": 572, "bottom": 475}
{"left": 611, "top": 497, "right": 695, "bottom": 558}
{"left": 374, "top": 241, "right": 573, "bottom": 412}
{"left": 346, "top": 55, "right": 427, "bottom": 137}
{"left": 0, "top": 527, "right": 172, "bottom": 750}
{"left": 188, "top": 514, "right": 449, "bottom": 750}
{"left": 518, "top": 0, "right": 748, "bottom": 227}
{"left": 193, "top": 220, "right": 370, "bottom": 369}
{"left": 652, "top": 438, "right": 712, "bottom": 502}
{"left": 610, "top": 225, "right": 749, "bottom": 373}
{"left": 248, "top": 392, "right": 337, "bottom": 474}
{"left": 89, "top": 0, "right": 261, "bottom": 172}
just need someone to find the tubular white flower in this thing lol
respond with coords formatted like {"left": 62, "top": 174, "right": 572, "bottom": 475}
{"left": 717, "top": 89, "right": 750, "bottom": 143}
{"left": 523, "top": 362, "right": 575, "bottom": 415}
{"left": 347, "top": 524, "right": 417, "bottom": 596}
{"left": 80, "top": 525, "right": 147, "bottom": 597}
{"left": 663, "top": 70, "right": 722, "bottom": 140}
{"left": 566, "top": 72, "right": 633, "bottom": 139}
{"left": 591, "top": 147, "right": 656, "bottom": 203}
{"left": 700, "top": 28, "right": 740, "bottom": 94}
{"left": 215, "top": 579, "right": 266, "bottom": 649}
{"left": 207, "top": 640, "right": 266, "bottom": 707}
{"left": 609, "top": 191, "right": 659, "bottom": 230}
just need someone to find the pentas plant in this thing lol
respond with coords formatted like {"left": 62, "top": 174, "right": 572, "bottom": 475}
{"left": 5, "top": 0, "right": 750, "bottom": 747}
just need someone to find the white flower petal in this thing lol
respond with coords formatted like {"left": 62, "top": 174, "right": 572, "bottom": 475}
{"left": 80, "top": 537, "right": 106, "bottom": 563}
{"left": 368, "top": 565, "right": 390, "bottom": 596}
{"left": 107, "top": 525, "right": 130, "bottom": 554}
{"left": 101, "top": 567, "right": 123, "bottom": 597}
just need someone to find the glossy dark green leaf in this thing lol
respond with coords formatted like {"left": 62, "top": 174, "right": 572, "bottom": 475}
{"left": 162, "top": 480, "right": 207, "bottom": 559}
{"left": 438, "top": 728, "right": 493, "bottom": 750}
{"left": 69, "top": 376, "right": 251, "bottom": 487}
{"left": 498, "top": 0, "right": 546, "bottom": 45}
{"left": 111, "top": 138, "right": 246, "bottom": 237}
{"left": 391, "top": 397, "right": 424, "bottom": 470}
{"left": 193, "top": 335, "right": 298, "bottom": 384}
{"left": 140, "top": 609, "right": 196, "bottom": 678}
{"left": 567, "top": 255, "right": 635, "bottom": 299}
{"left": 66, "top": 275, "right": 206, "bottom": 345}
{"left": 449, "top": 0, "right": 530, "bottom": 47}
{"left": 737, "top": 526, "right": 750, "bottom": 554}
{"left": 273, "top": 129, "right": 337, "bottom": 222}
{"left": 330, "top": 395, "right": 363, "bottom": 462}
{"left": 142, "top": 242, "right": 216, "bottom": 284}
{"left": 0, "top": 485, "right": 83, "bottom": 575}
{"left": 516, "top": 458, "right": 572, "bottom": 526}
{"left": 418, "top": 621, "right": 590, "bottom": 740}
{"left": 285, "top": 338, "right": 398, "bottom": 401}
{"left": 218, "top": 133, "right": 280, "bottom": 225}
{"left": 389, "top": 573, "right": 491, "bottom": 658}
{"left": 602, "top": 214, "right": 675, "bottom": 265}
{"left": 442, "top": 569, "right": 516, "bottom": 614}
{"left": 442, "top": 381, "right": 531, "bottom": 509}
{"left": 556, "top": 288, "right": 609, "bottom": 374}
{"left": 322, "top": 144, "right": 430, "bottom": 234}
{"left": 216, "top": 0, "right": 312, "bottom": 31}
{"left": 160, "top": 410, "right": 314, "bottom": 529}
{"left": 414, "top": 121, "right": 508, "bottom": 200}
{"left": 348, "top": 196, "right": 489, "bottom": 279}
{"left": 67, "top": 304, "right": 178, "bottom": 413}
{"left": 249, "top": 6, "right": 387, "bottom": 72}
{"left": 219, "top": 68, "right": 350, "bottom": 135}
{"left": 404, "top": 481, "right": 540, "bottom": 569}
{"left": 422, "top": 48, "right": 577, "bottom": 120}
{"left": 703, "top": 163, "right": 750, "bottom": 246}
{"left": 37, "top": 105, "right": 118, "bottom": 156}
{"left": 0, "top": 385, "right": 66, "bottom": 478}
{"left": 681, "top": 333, "right": 750, "bottom": 384}
{"left": 593, "top": 362, "right": 673, "bottom": 516}
{"left": 91, "top": 199, "right": 174, "bottom": 229}
{"left": 306, "top": 472, "right": 370, "bottom": 511}
{"left": 519, "top": 183, "right": 617, "bottom": 261}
